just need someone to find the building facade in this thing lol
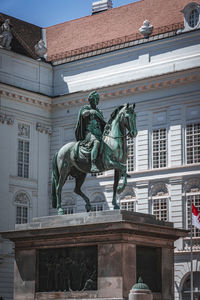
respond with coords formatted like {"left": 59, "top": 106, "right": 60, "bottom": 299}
{"left": 0, "top": 0, "right": 200, "bottom": 299}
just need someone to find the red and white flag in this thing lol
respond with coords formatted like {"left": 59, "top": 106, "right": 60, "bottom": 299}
{"left": 192, "top": 204, "right": 200, "bottom": 230}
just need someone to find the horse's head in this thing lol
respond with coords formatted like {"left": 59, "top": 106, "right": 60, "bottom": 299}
{"left": 120, "top": 103, "right": 138, "bottom": 138}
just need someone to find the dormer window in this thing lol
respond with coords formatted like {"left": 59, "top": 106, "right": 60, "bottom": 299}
{"left": 178, "top": 2, "right": 200, "bottom": 33}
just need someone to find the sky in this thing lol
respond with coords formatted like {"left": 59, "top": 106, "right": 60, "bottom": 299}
{"left": 0, "top": 0, "right": 140, "bottom": 27}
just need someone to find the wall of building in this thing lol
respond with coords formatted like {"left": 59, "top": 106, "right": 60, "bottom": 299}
{"left": 0, "top": 27, "right": 200, "bottom": 300}
{"left": 0, "top": 49, "right": 52, "bottom": 299}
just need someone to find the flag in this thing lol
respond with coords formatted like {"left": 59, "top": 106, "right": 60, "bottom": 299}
{"left": 192, "top": 204, "right": 200, "bottom": 230}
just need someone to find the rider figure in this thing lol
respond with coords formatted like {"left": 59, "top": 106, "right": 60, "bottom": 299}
{"left": 75, "top": 91, "right": 106, "bottom": 173}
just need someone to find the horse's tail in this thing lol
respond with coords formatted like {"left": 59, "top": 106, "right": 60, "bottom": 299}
{"left": 51, "top": 152, "right": 59, "bottom": 209}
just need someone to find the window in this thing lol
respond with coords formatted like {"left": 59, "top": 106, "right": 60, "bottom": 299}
{"left": 63, "top": 206, "right": 75, "bottom": 214}
{"left": 120, "top": 190, "right": 136, "bottom": 212}
{"left": 179, "top": 3, "right": 200, "bottom": 33}
{"left": 120, "top": 199, "right": 135, "bottom": 211}
{"left": 62, "top": 195, "right": 76, "bottom": 214}
{"left": 91, "top": 193, "right": 105, "bottom": 211}
{"left": 16, "top": 206, "right": 28, "bottom": 224}
{"left": 91, "top": 203, "right": 104, "bottom": 211}
{"left": 153, "top": 198, "right": 168, "bottom": 221}
{"left": 186, "top": 123, "right": 200, "bottom": 164}
{"left": 91, "top": 172, "right": 103, "bottom": 177}
{"left": 127, "top": 137, "right": 135, "bottom": 172}
{"left": 18, "top": 123, "right": 30, "bottom": 178}
{"left": 14, "top": 192, "right": 29, "bottom": 224}
{"left": 18, "top": 140, "right": 29, "bottom": 178}
{"left": 152, "top": 128, "right": 167, "bottom": 168}
{"left": 151, "top": 182, "right": 169, "bottom": 221}
{"left": 189, "top": 9, "right": 199, "bottom": 27}
{"left": 187, "top": 194, "right": 200, "bottom": 237}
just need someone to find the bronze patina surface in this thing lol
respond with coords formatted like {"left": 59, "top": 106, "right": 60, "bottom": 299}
{"left": 51, "top": 91, "right": 137, "bottom": 215}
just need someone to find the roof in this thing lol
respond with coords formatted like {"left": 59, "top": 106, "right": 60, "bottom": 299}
{"left": 45, "top": 0, "right": 197, "bottom": 62}
{"left": 0, "top": 13, "right": 41, "bottom": 59}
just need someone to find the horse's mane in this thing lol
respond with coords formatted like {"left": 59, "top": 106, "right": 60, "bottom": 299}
{"left": 108, "top": 105, "right": 124, "bottom": 125}
{"left": 103, "top": 105, "right": 124, "bottom": 135}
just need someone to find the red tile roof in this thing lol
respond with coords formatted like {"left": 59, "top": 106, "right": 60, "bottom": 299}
{"left": 46, "top": 0, "right": 198, "bottom": 62}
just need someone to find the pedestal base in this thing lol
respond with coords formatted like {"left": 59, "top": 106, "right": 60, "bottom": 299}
{"left": 2, "top": 210, "right": 187, "bottom": 300}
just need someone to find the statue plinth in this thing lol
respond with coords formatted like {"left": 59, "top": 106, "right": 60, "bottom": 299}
{"left": 1, "top": 210, "right": 187, "bottom": 300}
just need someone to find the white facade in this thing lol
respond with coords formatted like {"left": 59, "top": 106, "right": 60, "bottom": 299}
{"left": 0, "top": 10, "right": 200, "bottom": 300}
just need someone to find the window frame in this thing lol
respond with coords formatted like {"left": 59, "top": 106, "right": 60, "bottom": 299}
{"left": 127, "top": 137, "right": 136, "bottom": 173}
{"left": 151, "top": 127, "right": 168, "bottom": 169}
{"left": 185, "top": 122, "right": 200, "bottom": 165}
{"left": 14, "top": 192, "right": 30, "bottom": 224}
{"left": 17, "top": 122, "right": 31, "bottom": 179}
{"left": 152, "top": 196, "right": 169, "bottom": 222}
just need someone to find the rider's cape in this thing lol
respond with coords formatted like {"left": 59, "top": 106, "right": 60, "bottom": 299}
{"left": 75, "top": 105, "right": 90, "bottom": 141}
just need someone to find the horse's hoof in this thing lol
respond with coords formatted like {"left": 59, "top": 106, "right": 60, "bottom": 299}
{"left": 113, "top": 203, "right": 120, "bottom": 210}
{"left": 58, "top": 208, "right": 64, "bottom": 215}
{"left": 85, "top": 204, "right": 91, "bottom": 212}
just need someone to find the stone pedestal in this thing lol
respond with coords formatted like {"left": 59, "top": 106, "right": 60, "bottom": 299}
{"left": 1, "top": 210, "right": 187, "bottom": 300}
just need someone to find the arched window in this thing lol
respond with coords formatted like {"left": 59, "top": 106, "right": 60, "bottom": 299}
{"left": 120, "top": 189, "right": 136, "bottom": 212}
{"left": 91, "top": 193, "right": 105, "bottom": 212}
{"left": 14, "top": 192, "right": 30, "bottom": 224}
{"left": 150, "top": 183, "right": 169, "bottom": 221}
{"left": 181, "top": 272, "right": 200, "bottom": 299}
{"left": 62, "top": 194, "right": 76, "bottom": 214}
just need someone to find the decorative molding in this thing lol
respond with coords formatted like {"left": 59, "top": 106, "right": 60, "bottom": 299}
{"left": 0, "top": 89, "right": 52, "bottom": 111}
{"left": 0, "top": 111, "right": 14, "bottom": 125}
{"left": 184, "top": 177, "right": 200, "bottom": 193}
{"left": 150, "top": 182, "right": 168, "bottom": 197}
{"left": 36, "top": 122, "right": 52, "bottom": 135}
{"left": 18, "top": 123, "right": 30, "bottom": 138}
{"left": 14, "top": 192, "right": 29, "bottom": 205}
{"left": 52, "top": 71, "right": 200, "bottom": 109}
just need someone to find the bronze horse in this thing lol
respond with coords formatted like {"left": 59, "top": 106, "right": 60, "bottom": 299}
{"left": 51, "top": 103, "right": 137, "bottom": 214}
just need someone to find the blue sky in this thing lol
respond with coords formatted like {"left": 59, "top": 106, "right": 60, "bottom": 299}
{"left": 1, "top": 0, "right": 139, "bottom": 27}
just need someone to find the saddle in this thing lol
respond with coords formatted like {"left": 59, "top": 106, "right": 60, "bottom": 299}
{"left": 73, "top": 141, "right": 104, "bottom": 172}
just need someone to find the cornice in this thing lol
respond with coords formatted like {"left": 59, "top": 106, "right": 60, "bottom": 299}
{"left": 52, "top": 70, "right": 200, "bottom": 109}
{"left": 0, "top": 69, "right": 199, "bottom": 111}
{"left": 0, "top": 88, "right": 52, "bottom": 111}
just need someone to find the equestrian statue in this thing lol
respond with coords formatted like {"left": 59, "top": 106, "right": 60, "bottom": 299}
{"left": 51, "top": 91, "right": 137, "bottom": 215}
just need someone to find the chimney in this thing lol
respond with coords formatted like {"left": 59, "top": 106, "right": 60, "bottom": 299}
{"left": 92, "top": 0, "right": 113, "bottom": 14}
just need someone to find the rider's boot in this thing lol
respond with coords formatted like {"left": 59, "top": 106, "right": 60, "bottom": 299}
{"left": 91, "top": 160, "right": 100, "bottom": 173}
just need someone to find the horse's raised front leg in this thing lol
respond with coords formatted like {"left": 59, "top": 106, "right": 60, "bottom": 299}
{"left": 74, "top": 171, "right": 91, "bottom": 212}
{"left": 112, "top": 170, "right": 122, "bottom": 209}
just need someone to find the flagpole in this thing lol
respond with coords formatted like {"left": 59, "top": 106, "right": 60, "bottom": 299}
{"left": 190, "top": 198, "right": 193, "bottom": 300}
